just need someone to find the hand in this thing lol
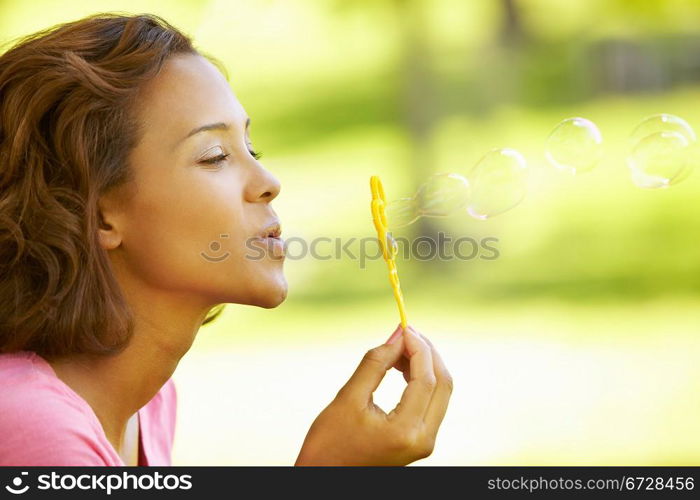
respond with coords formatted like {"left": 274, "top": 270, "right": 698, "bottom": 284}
{"left": 295, "top": 324, "right": 453, "bottom": 466}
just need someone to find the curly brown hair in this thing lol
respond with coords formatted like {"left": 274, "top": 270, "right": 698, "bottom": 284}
{"left": 0, "top": 13, "right": 224, "bottom": 359}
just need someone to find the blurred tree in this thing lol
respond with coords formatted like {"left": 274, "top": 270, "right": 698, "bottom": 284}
{"left": 391, "top": 0, "right": 436, "bottom": 195}
{"left": 332, "top": 0, "right": 442, "bottom": 246}
{"left": 391, "top": 0, "right": 450, "bottom": 259}
{"left": 499, "top": 0, "right": 526, "bottom": 46}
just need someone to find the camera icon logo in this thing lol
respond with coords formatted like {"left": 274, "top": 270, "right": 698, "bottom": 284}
{"left": 200, "top": 234, "right": 231, "bottom": 262}
{"left": 5, "top": 472, "right": 29, "bottom": 494}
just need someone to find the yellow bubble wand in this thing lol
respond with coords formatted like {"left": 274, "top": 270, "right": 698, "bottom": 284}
{"left": 370, "top": 175, "right": 408, "bottom": 329}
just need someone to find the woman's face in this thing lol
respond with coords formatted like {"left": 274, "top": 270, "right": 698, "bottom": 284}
{"left": 100, "top": 53, "right": 286, "bottom": 309}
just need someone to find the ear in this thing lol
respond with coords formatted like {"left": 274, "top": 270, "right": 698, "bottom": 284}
{"left": 97, "top": 192, "right": 124, "bottom": 251}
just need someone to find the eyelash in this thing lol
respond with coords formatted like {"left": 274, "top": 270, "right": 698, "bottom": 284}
{"left": 200, "top": 148, "right": 263, "bottom": 166}
{"left": 200, "top": 153, "right": 231, "bottom": 166}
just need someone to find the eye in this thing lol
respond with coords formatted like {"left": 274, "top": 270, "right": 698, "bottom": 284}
{"left": 246, "top": 135, "right": 263, "bottom": 160}
{"left": 199, "top": 153, "right": 230, "bottom": 166}
{"left": 248, "top": 148, "right": 263, "bottom": 161}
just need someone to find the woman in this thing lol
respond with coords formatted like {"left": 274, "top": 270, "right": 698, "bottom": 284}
{"left": 0, "top": 13, "right": 452, "bottom": 466}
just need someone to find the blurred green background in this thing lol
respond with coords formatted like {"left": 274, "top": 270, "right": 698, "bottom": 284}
{"left": 3, "top": 0, "right": 700, "bottom": 465}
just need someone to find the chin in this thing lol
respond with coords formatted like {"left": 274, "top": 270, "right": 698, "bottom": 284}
{"left": 251, "top": 276, "right": 288, "bottom": 309}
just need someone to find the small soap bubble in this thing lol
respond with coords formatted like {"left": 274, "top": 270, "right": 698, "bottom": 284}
{"left": 629, "top": 113, "right": 696, "bottom": 146}
{"left": 415, "top": 173, "right": 470, "bottom": 217}
{"left": 385, "top": 197, "right": 419, "bottom": 229}
{"left": 545, "top": 117, "right": 603, "bottom": 174}
{"left": 627, "top": 131, "right": 692, "bottom": 189}
{"left": 467, "top": 148, "right": 527, "bottom": 220}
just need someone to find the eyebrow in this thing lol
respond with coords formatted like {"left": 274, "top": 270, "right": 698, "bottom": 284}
{"left": 177, "top": 117, "right": 250, "bottom": 146}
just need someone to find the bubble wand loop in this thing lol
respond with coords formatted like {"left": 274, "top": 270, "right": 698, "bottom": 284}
{"left": 370, "top": 175, "right": 408, "bottom": 329}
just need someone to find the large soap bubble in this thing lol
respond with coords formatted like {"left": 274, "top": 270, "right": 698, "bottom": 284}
{"left": 627, "top": 114, "right": 697, "bottom": 189}
{"left": 466, "top": 148, "right": 528, "bottom": 220}
{"left": 545, "top": 117, "right": 604, "bottom": 174}
{"left": 415, "top": 173, "right": 471, "bottom": 217}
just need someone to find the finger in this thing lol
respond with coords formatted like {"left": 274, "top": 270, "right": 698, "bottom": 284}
{"left": 385, "top": 323, "right": 404, "bottom": 345}
{"left": 392, "top": 355, "right": 410, "bottom": 383}
{"left": 390, "top": 327, "right": 436, "bottom": 424}
{"left": 411, "top": 327, "right": 453, "bottom": 436}
{"left": 336, "top": 326, "right": 406, "bottom": 407}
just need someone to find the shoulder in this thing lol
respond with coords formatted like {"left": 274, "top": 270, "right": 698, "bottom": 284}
{"left": 0, "top": 351, "right": 120, "bottom": 466}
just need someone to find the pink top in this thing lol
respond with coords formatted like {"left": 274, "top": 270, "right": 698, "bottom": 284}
{"left": 0, "top": 351, "right": 177, "bottom": 466}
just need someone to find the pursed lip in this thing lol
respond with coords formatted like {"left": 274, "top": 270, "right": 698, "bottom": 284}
{"left": 258, "top": 220, "right": 282, "bottom": 239}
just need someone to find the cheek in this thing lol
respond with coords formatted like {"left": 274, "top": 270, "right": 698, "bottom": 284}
{"left": 120, "top": 168, "right": 248, "bottom": 294}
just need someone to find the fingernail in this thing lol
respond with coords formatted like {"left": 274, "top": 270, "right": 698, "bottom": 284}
{"left": 385, "top": 324, "right": 403, "bottom": 344}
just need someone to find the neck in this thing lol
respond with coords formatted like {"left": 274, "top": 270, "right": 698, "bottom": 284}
{"left": 47, "top": 285, "right": 212, "bottom": 455}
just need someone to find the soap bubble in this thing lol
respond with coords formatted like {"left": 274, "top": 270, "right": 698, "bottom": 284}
{"left": 629, "top": 113, "right": 696, "bottom": 146}
{"left": 467, "top": 148, "right": 528, "bottom": 220}
{"left": 627, "top": 131, "right": 692, "bottom": 189}
{"left": 377, "top": 113, "right": 698, "bottom": 232}
{"left": 627, "top": 114, "right": 696, "bottom": 189}
{"left": 385, "top": 197, "right": 418, "bottom": 229}
{"left": 383, "top": 174, "right": 470, "bottom": 229}
{"left": 415, "top": 173, "right": 470, "bottom": 217}
{"left": 545, "top": 117, "right": 603, "bottom": 174}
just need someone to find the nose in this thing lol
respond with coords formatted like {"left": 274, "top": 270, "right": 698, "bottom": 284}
{"left": 245, "top": 162, "right": 281, "bottom": 203}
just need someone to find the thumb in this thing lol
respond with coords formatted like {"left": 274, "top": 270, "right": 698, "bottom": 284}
{"left": 336, "top": 325, "right": 406, "bottom": 407}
